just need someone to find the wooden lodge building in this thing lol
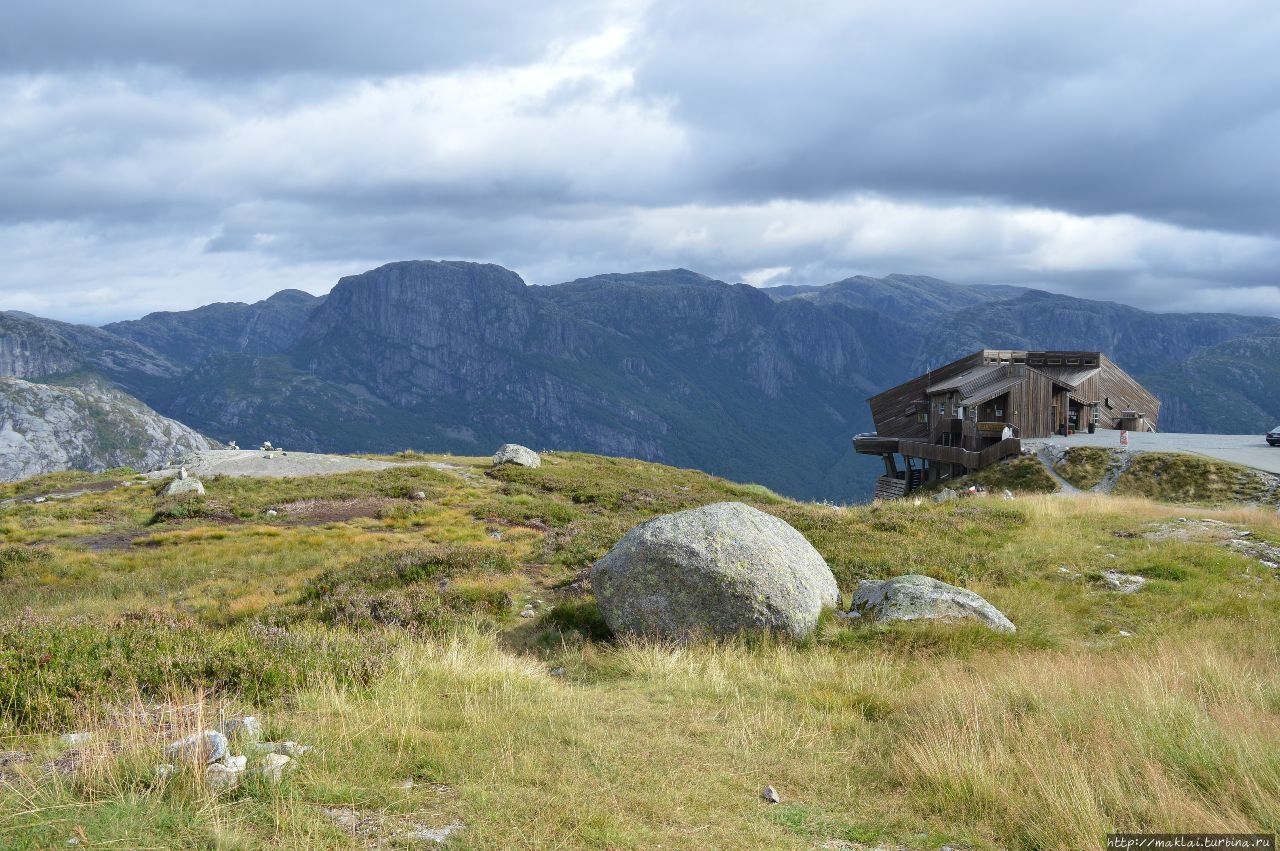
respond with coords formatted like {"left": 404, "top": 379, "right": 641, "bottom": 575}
{"left": 854, "top": 349, "right": 1160, "bottom": 499}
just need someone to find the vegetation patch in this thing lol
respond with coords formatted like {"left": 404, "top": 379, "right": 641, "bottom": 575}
{"left": 1113, "top": 452, "right": 1280, "bottom": 505}
{"left": 0, "top": 614, "right": 392, "bottom": 735}
{"left": 1055, "top": 446, "right": 1120, "bottom": 489}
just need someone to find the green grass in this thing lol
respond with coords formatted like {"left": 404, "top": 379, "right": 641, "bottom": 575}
{"left": 1, "top": 451, "right": 1278, "bottom": 848}
{"left": 1054, "top": 446, "right": 1119, "bottom": 489}
{"left": 1114, "top": 452, "right": 1280, "bottom": 506}
{"left": 925, "top": 455, "right": 1060, "bottom": 495}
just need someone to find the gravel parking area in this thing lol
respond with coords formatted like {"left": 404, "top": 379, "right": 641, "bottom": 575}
{"left": 1024, "top": 431, "right": 1280, "bottom": 476}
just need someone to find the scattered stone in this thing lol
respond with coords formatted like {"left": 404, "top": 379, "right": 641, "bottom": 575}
{"left": 1101, "top": 570, "right": 1147, "bottom": 593}
{"left": 153, "top": 763, "right": 176, "bottom": 780}
{"left": 177, "top": 466, "right": 188, "bottom": 480}
{"left": 220, "top": 754, "right": 248, "bottom": 772}
{"left": 1104, "top": 553, "right": 1117, "bottom": 559}
{"left": 397, "top": 778, "right": 416, "bottom": 788}
{"left": 166, "top": 730, "right": 229, "bottom": 764}
{"left": 847, "top": 574, "right": 1016, "bottom": 633}
{"left": 519, "top": 605, "right": 536, "bottom": 618}
{"left": 204, "top": 761, "right": 242, "bottom": 791}
{"left": 1118, "top": 630, "right": 1133, "bottom": 637}
{"left": 933, "top": 487, "right": 956, "bottom": 503}
{"left": 162, "top": 477, "right": 205, "bottom": 497}
{"left": 258, "top": 753, "right": 291, "bottom": 783}
{"left": 489, "top": 531, "right": 503, "bottom": 540}
{"left": 265, "top": 509, "right": 278, "bottom": 517}
{"left": 1002, "top": 489, "right": 1015, "bottom": 500}
{"left": 260, "top": 441, "right": 274, "bottom": 451}
{"left": 412, "top": 491, "right": 427, "bottom": 500}
{"left": 33, "top": 496, "right": 47, "bottom": 504}
{"left": 492, "top": 443, "right": 541, "bottom": 468}
{"left": 227, "top": 441, "right": 238, "bottom": 450}
{"left": 400, "top": 822, "right": 465, "bottom": 843}
{"left": 274, "top": 740, "right": 313, "bottom": 757}
{"left": 218, "top": 715, "right": 263, "bottom": 741}
{"left": 58, "top": 732, "right": 92, "bottom": 747}
{"left": 549, "top": 666, "right": 566, "bottom": 678}
{"left": 591, "top": 501, "right": 839, "bottom": 640}
{"left": 761, "top": 785, "right": 781, "bottom": 804}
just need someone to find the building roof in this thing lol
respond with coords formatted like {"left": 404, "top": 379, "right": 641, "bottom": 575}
{"left": 1036, "top": 365, "right": 1100, "bottom": 390}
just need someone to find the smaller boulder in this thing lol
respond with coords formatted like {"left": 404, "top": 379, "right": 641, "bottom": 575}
{"left": 258, "top": 753, "right": 291, "bottom": 784}
{"left": 761, "top": 785, "right": 781, "bottom": 804}
{"left": 166, "top": 730, "right": 228, "bottom": 764}
{"left": 204, "top": 762, "right": 242, "bottom": 791}
{"left": 848, "top": 574, "right": 1015, "bottom": 633}
{"left": 218, "top": 715, "right": 263, "bottom": 741}
{"left": 162, "top": 477, "right": 205, "bottom": 497}
{"left": 492, "top": 444, "right": 541, "bottom": 468}
{"left": 933, "top": 487, "right": 957, "bottom": 503}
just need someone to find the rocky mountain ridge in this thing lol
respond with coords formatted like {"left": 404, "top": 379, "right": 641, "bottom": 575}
{"left": 0, "top": 375, "right": 215, "bottom": 482}
{"left": 2, "top": 261, "right": 1277, "bottom": 498}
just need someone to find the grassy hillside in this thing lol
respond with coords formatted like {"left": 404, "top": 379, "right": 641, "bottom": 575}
{"left": 0, "top": 453, "right": 1278, "bottom": 849}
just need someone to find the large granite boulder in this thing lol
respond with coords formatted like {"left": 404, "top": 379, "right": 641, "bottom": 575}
{"left": 848, "top": 574, "right": 1015, "bottom": 633}
{"left": 590, "top": 501, "right": 839, "bottom": 640}
{"left": 492, "top": 444, "right": 541, "bottom": 469}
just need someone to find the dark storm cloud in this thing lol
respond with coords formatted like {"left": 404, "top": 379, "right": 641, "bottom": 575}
{"left": 0, "top": 1, "right": 617, "bottom": 77}
{"left": 0, "top": 0, "right": 1278, "bottom": 322}
{"left": 629, "top": 0, "right": 1280, "bottom": 235}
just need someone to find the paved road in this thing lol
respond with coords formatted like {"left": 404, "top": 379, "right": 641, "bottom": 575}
{"left": 1024, "top": 431, "right": 1280, "bottom": 476}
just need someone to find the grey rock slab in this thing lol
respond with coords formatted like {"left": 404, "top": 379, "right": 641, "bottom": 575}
{"left": 258, "top": 753, "right": 291, "bottom": 783}
{"left": 217, "top": 715, "right": 263, "bottom": 741}
{"left": 591, "top": 501, "right": 839, "bottom": 640}
{"left": 166, "top": 730, "right": 228, "bottom": 764}
{"left": 162, "top": 477, "right": 205, "bottom": 497}
{"left": 492, "top": 443, "right": 541, "bottom": 468}
{"left": 848, "top": 574, "right": 1015, "bottom": 633}
{"left": 1101, "top": 570, "right": 1147, "bottom": 593}
{"left": 204, "top": 762, "right": 243, "bottom": 791}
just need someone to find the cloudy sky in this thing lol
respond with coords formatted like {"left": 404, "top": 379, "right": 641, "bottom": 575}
{"left": 2, "top": 0, "right": 1279, "bottom": 323}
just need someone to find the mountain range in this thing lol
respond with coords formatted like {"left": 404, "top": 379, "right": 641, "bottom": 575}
{"left": 2, "top": 261, "right": 1278, "bottom": 498}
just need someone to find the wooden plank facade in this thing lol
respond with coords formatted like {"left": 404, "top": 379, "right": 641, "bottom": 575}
{"left": 855, "top": 349, "right": 1160, "bottom": 497}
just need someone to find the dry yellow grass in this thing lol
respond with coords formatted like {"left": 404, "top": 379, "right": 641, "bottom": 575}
{"left": 2, "top": 454, "right": 1279, "bottom": 848}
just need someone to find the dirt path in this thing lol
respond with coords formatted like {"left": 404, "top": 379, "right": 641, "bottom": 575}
{"left": 1034, "top": 446, "right": 1081, "bottom": 494}
{"left": 1091, "top": 452, "right": 1133, "bottom": 495}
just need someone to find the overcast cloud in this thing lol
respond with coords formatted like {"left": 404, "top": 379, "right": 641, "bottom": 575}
{"left": 1, "top": 0, "right": 1278, "bottom": 323}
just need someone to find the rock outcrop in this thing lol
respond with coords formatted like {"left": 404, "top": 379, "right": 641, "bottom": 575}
{"left": 162, "top": 477, "right": 206, "bottom": 497}
{"left": 591, "top": 501, "right": 839, "bottom": 640}
{"left": 847, "top": 574, "right": 1015, "bottom": 633}
{"left": 0, "top": 376, "right": 214, "bottom": 482}
{"left": 492, "top": 444, "right": 540, "bottom": 468}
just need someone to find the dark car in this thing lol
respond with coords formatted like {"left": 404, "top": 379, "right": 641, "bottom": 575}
{"left": 1269, "top": 426, "right": 1280, "bottom": 447}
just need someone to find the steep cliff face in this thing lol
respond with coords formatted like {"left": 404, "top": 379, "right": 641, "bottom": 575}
{"left": 0, "top": 313, "right": 82, "bottom": 379}
{"left": 0, "top": 311, "right": 180, "bottom": 393}
{"left": 105, "top": 289, "right": 324, "bottom": 369}
{"left": 0, "top": 376, "right": 215, "bottom": 482}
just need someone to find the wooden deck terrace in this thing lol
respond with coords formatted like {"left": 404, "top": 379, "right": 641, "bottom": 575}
{"left": 853, "top": 434, "right": 1023, "bottom": 473}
